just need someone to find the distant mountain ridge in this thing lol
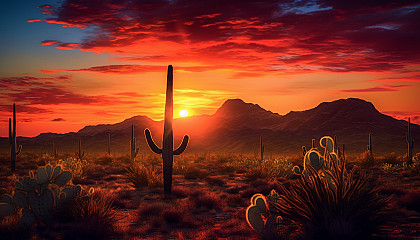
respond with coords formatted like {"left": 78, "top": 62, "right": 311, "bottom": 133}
{"left": 0, "top": 98, "right": 418, "bottom": 156}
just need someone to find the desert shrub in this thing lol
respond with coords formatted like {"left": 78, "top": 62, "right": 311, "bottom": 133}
{"left": 380, "top": 162, "right": 420, "bottom": 176}
{"left": 359, "top": 150, "right": 375, "bottom": 168}
{"left": 188, "top": 190, "right": 223, "bottom": 211}
{"left": 65, "top": 190, "right": 118, "bottom": 225}
{"left": 137, "top": 202, "right": 198, "bottom": 230}
{"left": 243, "top": 158, "right": 292, "bottom": 181}
{"left": 380, "top": 163, "right": 399, "bottom": 174}
{"left": 271, "top": 160, "right": 398, "bottom": 239}
{"left": 205, "top": 176, "right": 226, "bottom": 186}
{"left": 125, "top": 163, "right": 163, "bottom": 189}
{"left": 379, "top": 152, "right": 401, "bottom": 165}
{"left": 401, "top": 162, "right": 420, "bottom": 176}
{"left": 399, "top": 189, "right": 420, "bottom": 212}
{"left": 183, "top": 166, "right": 206, "bottom": 180}
{"left": 58, "top": 156, "right": 89, "bottom": 182}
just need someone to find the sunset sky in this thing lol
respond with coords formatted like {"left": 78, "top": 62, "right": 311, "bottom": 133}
{"left": 1, "top": 0, "right": 420, "bottom": 137}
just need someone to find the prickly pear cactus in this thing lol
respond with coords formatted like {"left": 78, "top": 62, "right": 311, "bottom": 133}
{"left": 246, "top": 190, "right": 282, "bottom": 235}
{"left": 0, "top": 163, "right": 91, "bottom": 229}
{"left": 293, "top": 136, "right": 339, "bottom": 175}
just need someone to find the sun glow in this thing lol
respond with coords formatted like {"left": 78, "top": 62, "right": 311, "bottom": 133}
{"left": 179, "top": 109, "right": 189, "bottom": 117}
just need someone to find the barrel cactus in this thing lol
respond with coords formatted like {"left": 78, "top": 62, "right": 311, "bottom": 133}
{"left": 0, "top": 164, "right": 89, "bottom": 229}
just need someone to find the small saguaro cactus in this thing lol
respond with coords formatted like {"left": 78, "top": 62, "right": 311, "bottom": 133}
{"left": 9, "top": 103, "right": 22, "bottom": 172}
{"left": 107, "top": 133, "right": 111, "bottom": 155}
{"left": 130, "top": 125, "right": 139, "bottom": 166}
{"left": 75, "top": 138, "right": 84, "bottom": 160}
{"left": 145, "top": 65, "right": 189, "bottom": 195}
{"left": 367, "top": 133, "right": 372, "bottom": 154}
{"left": 407, "top": 117, "right": 414, "bottom": 164}
{"left": 311, "top": 139, "right": 316, "bottom": 149}
{"left": 260, "top": 136, "right": 264, "bottom": 161}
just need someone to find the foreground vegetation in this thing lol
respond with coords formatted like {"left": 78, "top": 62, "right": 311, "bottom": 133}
{"left": 0, "top": 148, "right": 419, "bottom": 239}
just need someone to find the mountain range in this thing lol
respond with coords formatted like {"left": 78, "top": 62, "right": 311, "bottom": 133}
{"left": 1, "top": 98, "right": 418, "bottom": 156}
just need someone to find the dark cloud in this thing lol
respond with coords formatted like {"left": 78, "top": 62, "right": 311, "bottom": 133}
{"left": 52, "top": 118, "right": 65, "bottom": 121}
{"left": 36, "top": 0, "right": 420, "bottom": 73}
{"left": 0, "top": 75, "right": 136, "bottom": 106}
{"left": 0, "top": 105, "right": 53, "bottom": 114}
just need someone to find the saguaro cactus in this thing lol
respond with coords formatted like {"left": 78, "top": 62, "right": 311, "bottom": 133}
{"left": 76, "top": 138, "right": 84, "bottom": 160}
{"left": 145, "top": 65, "right": 189, "bottom": 194}
{"left": 367, "top": 133, "right": 372, "bottom": 154}
{"left": 9, "top": 103, "right": 22, "bottom": 172}
{"left": 130, "top": 125, "right": 139, "bottom": 166}
{"left": 260, "top": 136, "right": 264, "bottom": 161}
{"left": 407, "top": 117, "right": 414, "bottom": 164}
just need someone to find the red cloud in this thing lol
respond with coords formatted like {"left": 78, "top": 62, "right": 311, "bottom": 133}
{"left": 27, "top": 19, "right": 42, "bottom": 23}
{"left": 55, "top": 43, "right": 79, "bottom": 50}
{"left": 41, "top": 40, "right": 59, "bottom": 46}
{"left": 340, "top": 84, "right": 412, "bottom": 93}
{"left": 37, "top": 0, "right": 420, "bottom": 74}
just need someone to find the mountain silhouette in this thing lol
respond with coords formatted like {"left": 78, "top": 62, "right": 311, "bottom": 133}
{"left": 1, "top": 98, "right": 418, "bottom": 156}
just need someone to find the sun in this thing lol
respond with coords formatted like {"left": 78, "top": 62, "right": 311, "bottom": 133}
{"left": 179, "top": 109, "right": 188, "bottom": 117}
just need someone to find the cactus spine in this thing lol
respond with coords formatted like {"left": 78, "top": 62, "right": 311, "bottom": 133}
{"left": 130, "top": 125, "right": 139, "bottom": 166}
{"left": 367, "top": 133, "right": 372, "bottom": 154}
{"left": 407, "top": 117, "right": 414, "bottom": 164}
{"left": 145, "top": 65, "right": 189, "bottom": 194}
{"left": 76, "top": 138, "right": 84, "bottom": 160}
{"left": 260, "top": 136, "right": 264, "bottom": 161}
{"left": 9, "top": 103, "right": 22, "bottom": 172}
{"left": 107, "top": 133, "right": 111, "bottom": 155}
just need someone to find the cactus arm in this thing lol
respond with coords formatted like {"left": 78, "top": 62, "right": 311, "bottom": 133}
{"left": 145, "top": 129, "right": 162, "bottom": 154}
{"left": 173, "top": 135, "right": 189, "bottom": 155}
{"left": 16, "top": 145, "right": 22, "bottom": 155}
{"left": 302, "top": 146, "right": 307, "bottom": 156}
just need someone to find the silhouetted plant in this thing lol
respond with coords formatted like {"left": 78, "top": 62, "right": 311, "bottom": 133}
{"left": 406, "top": 117, "right": 414, "bottom": 164}
{"left": 9, "top": 103, "right": 22, "bottom": 172}
{"left": 359, "top": 150, "right": 375, "bottom": 168}
{"left": 75, "top": 138, "right": 85, "bottom": 160}
{"left": 125, "top": 163, "right": 162, "bottom": 189}
{"left": 273, "top": 159, "right": 396, "bottom": 239}
{"left": 145, "top": 65, "right": 189, "bottom": 194}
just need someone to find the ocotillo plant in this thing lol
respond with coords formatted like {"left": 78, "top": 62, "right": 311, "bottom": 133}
{"left": 130, "top": 125, "right": 139, "bottom": 166}
{"left": 9, "top": 103, "right": 22, "bottom": 172}
{"left": 107, "top": 133, "right": 111, "bottom": 155}
{"left": 145, "top": 65, "right": 189, "bottom": 195}
{"left": 76, "top": 138, "right": 84, "bottom": 160}
{"left": 260, "top": 136, "right": 264, "bottom": 161}
{"left": 407, "top": 117, "right": 414, "bottom": 164}
{"left": 367, "top": 133, "right": 373, "bottom": 154}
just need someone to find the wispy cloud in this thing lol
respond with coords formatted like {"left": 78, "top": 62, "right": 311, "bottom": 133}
{"left": 339, "top": 84, "right": 412, "bottom": 93}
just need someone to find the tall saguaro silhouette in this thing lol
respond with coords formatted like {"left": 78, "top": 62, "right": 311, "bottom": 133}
{"left": 9, "top": 103, "right": 22, "bottom": 171}
{"left": 145, "top": 65, "right": 189, "bottom": 194}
